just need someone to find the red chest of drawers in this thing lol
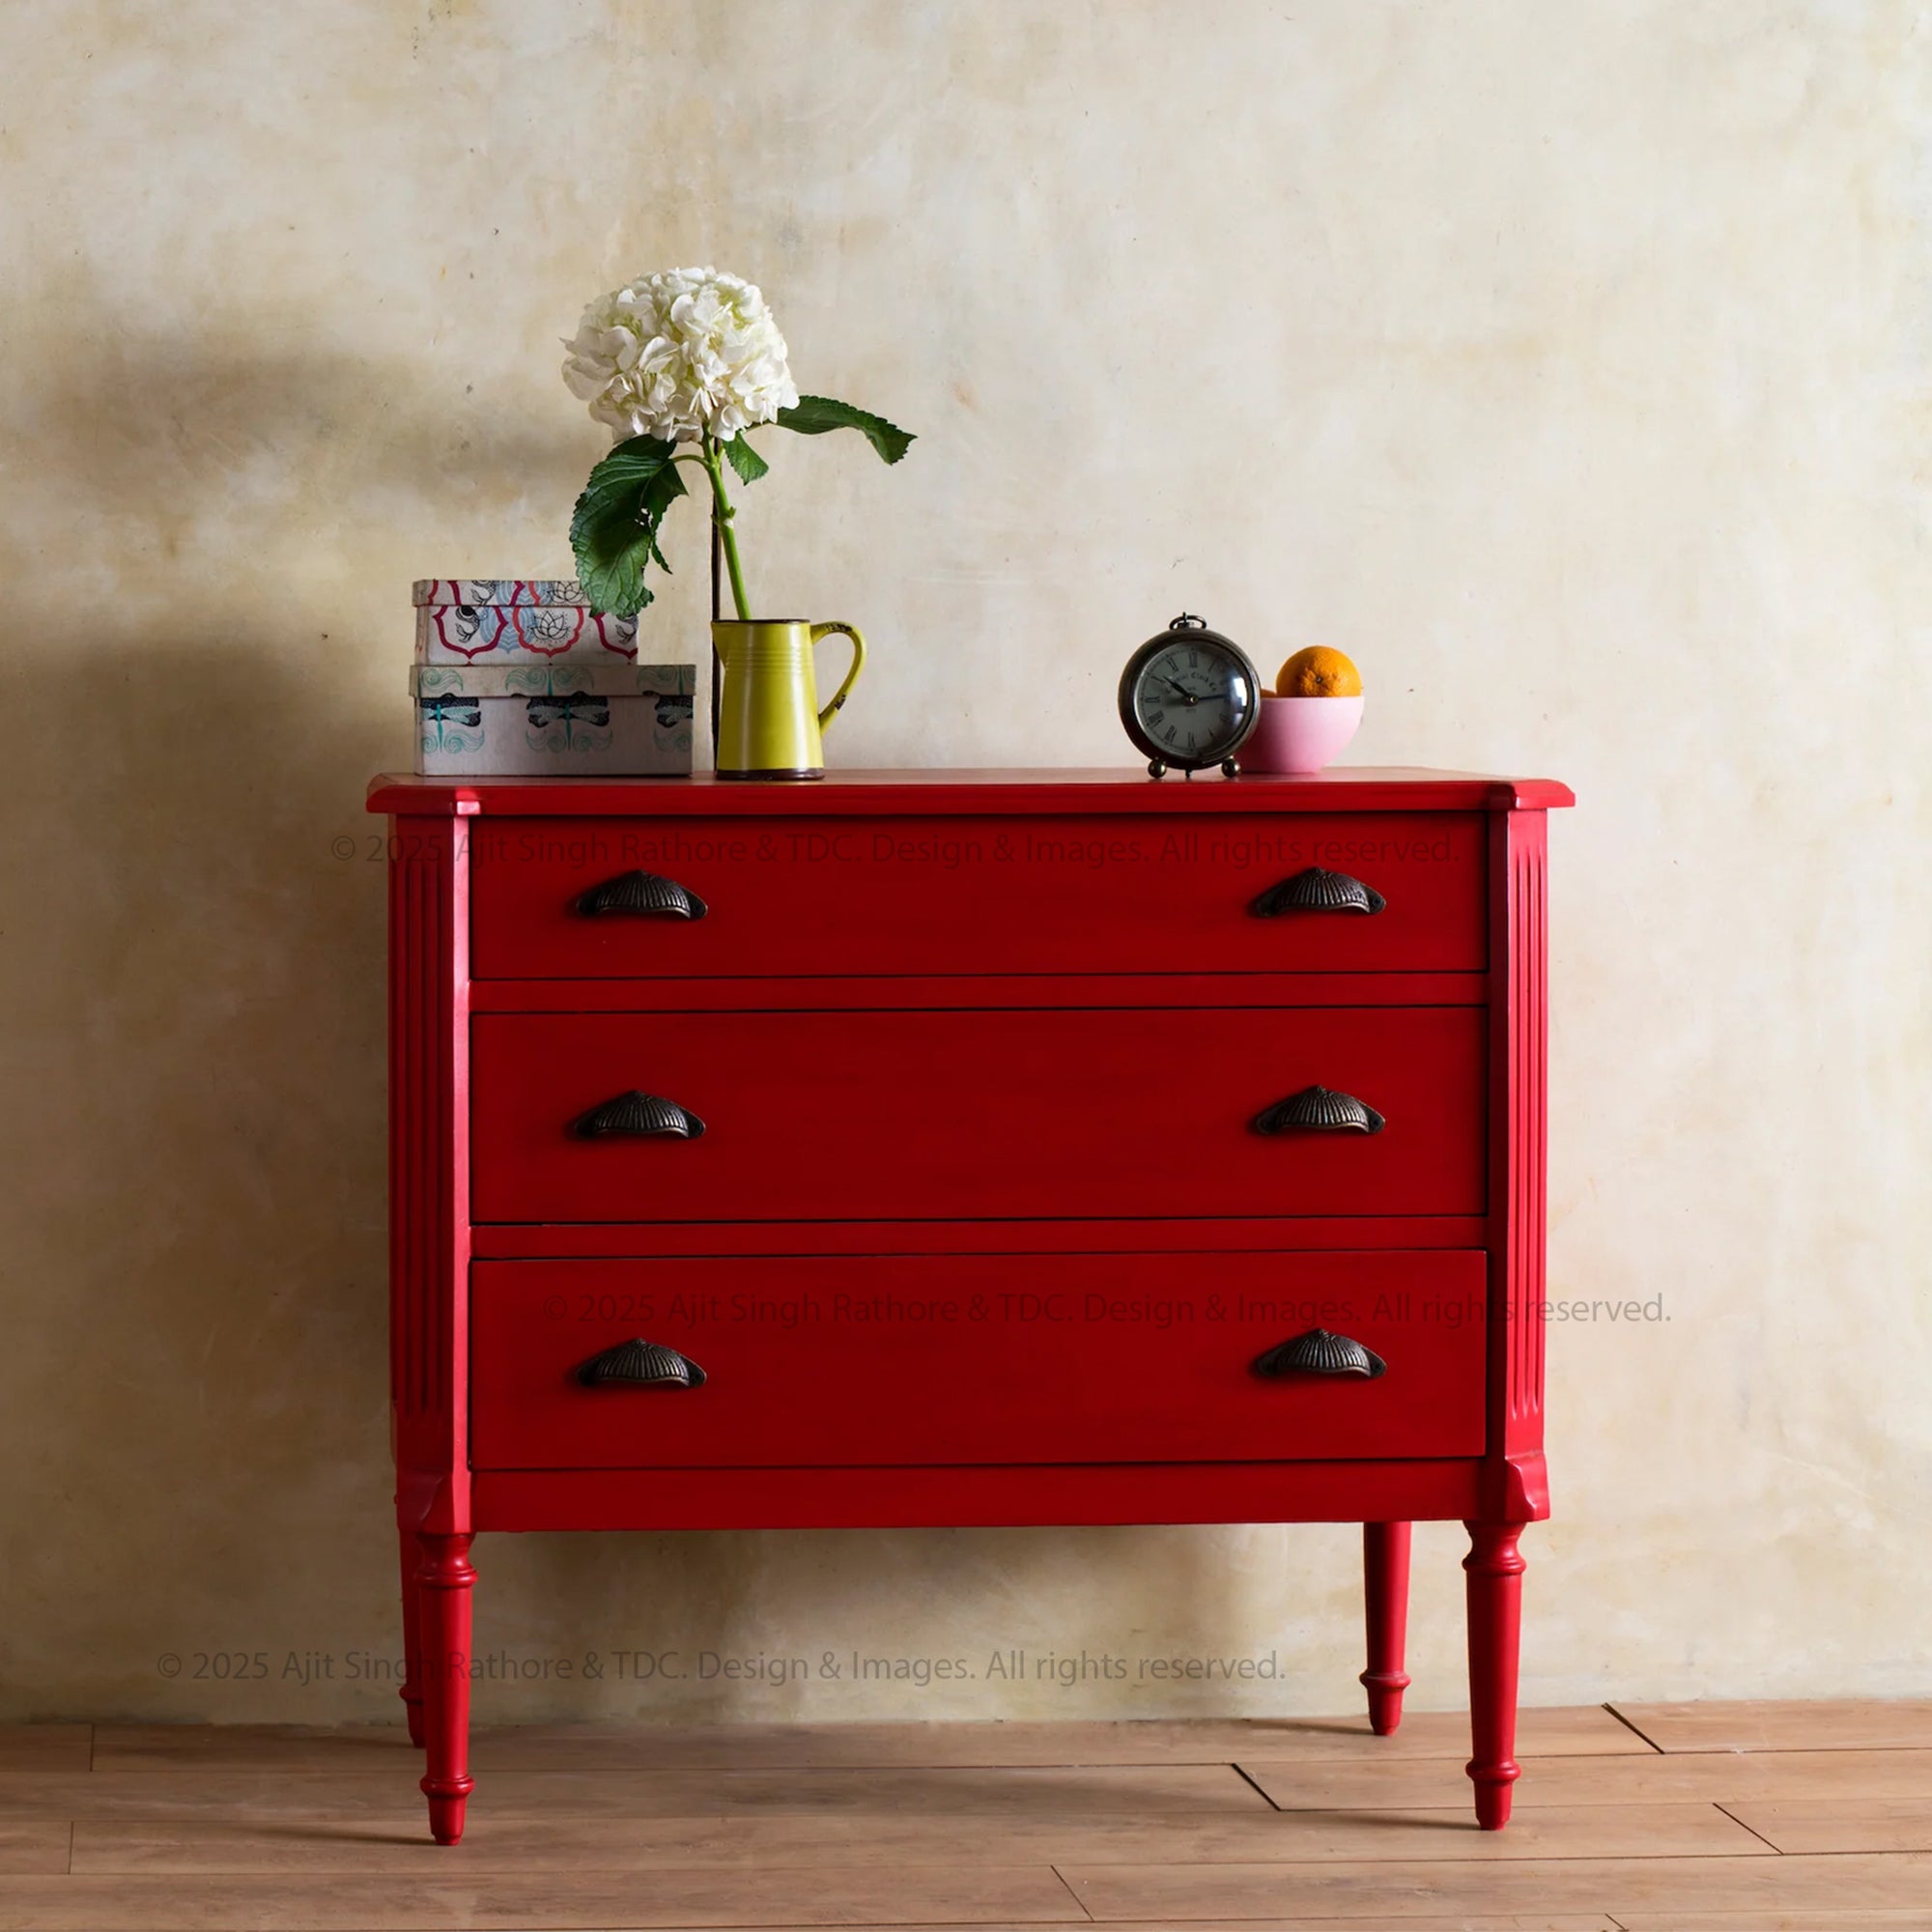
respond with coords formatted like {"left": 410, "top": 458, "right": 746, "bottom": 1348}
{"left": 370, "top": 766, "right": 1573, "bottom": 1845}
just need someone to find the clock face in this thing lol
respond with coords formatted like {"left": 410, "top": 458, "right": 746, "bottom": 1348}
{"left": 1121, "top": 631, "right": 1261, "bottom": 770}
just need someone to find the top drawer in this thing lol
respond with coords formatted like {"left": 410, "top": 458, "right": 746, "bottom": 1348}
{"left": 469, "top": 812, "right": 1485, "bottom": 979}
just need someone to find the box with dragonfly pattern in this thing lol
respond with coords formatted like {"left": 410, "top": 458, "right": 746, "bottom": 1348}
{"left": 410, "top": 661, "right": 695, "bottom": 776}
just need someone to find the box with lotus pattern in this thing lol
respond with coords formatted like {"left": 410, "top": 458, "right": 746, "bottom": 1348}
{"left": 413, "top": 579, "right": 591, "bottom": 607}
{"left": 412, "top": 579, "right": 639, "bottom": 663}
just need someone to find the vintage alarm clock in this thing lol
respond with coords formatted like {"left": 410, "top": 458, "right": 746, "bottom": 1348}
{"left": 1118, "top": 612, "right": 1264, "bottom": 777}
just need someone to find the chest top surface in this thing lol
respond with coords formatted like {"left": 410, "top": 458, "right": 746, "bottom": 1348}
{"left": 367, "top": 767, "right": 1575, "bottom": 817}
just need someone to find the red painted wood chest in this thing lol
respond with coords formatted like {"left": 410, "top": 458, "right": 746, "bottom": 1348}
{"left": 370, "top": 766, "right": 1573, "bottom": 1844}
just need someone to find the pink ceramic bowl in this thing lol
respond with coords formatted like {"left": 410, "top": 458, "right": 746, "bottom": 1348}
{"left": 1240, "top": 694, "right": 1364, "bottom": 775}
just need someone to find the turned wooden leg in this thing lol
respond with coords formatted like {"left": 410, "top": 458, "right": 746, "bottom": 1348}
{"left": 1360, "top": 1521, "right": 1412, "bottom": 1736}
{"left": 398, "top": 1520, "right": 426, "bottom": 1748}
{"left": 1463, "top": 1520, "right": 1526, "bottom": 1830}
{"left": 415, "top": 1531, "right": 476, "bottom": 1844}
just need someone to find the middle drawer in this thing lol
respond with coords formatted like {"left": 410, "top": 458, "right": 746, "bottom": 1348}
{"left": 471, "top": 1007, "right": 1485, "bottom": 1222}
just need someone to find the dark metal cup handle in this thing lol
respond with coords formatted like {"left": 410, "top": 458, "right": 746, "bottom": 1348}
{"left": 1253, "top": 1329, "right": 1387, "bottom": 1379}
{"left": 1250, "top": 867, "right": 1385, "bottom": 918}
{"left": 576, "top": 870, "right": 707, "bottom": 920}
{"left": 578, "top": 1340, "right": 707, "bottom": 1389}
{"left": 1252, "top": 1085, "right": 1385, "bottom": 1135}
{"left": 571, "top": 1092, "right": 705, "bottom": 1139}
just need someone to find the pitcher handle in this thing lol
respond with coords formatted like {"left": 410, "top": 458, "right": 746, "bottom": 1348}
{"left": 810, "top": 622, "right": 867, "bottom": 733}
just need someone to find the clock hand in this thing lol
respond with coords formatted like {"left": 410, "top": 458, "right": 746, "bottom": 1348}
{"left": 1151, "top": 676, "right": 1202, "bottom": 704}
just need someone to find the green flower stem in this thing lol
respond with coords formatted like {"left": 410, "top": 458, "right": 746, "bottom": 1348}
{"left": 698, "top": 434, "right": 752, "bottom": 619}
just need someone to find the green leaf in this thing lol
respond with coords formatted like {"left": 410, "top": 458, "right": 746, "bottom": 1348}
{"left": 638, "top": 461, "right": 686, "bottom": 573}
{"left": 569, "top": 436, "right": 689, "bottom": 617}
{"left": 776, "top": 395, "right": 915, "bottom": 465}
{"left": 723, "top": 434, "right": 770, "bottom": 485}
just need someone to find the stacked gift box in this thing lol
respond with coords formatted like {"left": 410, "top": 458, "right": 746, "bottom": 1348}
{"left": 411, "top": 579, "right": 696, "bottom": 776}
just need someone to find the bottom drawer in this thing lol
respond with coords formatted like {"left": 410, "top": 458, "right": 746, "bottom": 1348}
{"left": 470, "top": 1250, "right": 1487, "bottom": 1468}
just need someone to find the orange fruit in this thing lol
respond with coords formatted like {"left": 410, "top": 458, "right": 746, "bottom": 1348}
{"left": 1276, "top": 646, "right": 1362, "bottom": 697}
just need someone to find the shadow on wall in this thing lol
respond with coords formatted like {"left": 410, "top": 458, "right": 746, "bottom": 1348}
{"left": 0, "top": 330, "right": 571, "bottom": 1716}
{"left": 0, "top": 334, "right": 1332, "bottom": 1724}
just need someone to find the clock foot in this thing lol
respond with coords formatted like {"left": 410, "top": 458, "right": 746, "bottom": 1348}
{"left": 1221, "top": 757, "right": 1239, "bottom": 777}
{"left": 1148, "top": 759, "right": 1165, "bottom": 779}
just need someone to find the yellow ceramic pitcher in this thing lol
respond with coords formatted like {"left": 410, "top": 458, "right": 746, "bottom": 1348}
{"left": 713, "top": 619, "right": 867, "bottom": 780}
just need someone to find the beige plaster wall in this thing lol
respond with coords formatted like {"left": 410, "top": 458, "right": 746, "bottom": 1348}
{"left": 2, "top": 0, "right": 1927, "bottom": 1724}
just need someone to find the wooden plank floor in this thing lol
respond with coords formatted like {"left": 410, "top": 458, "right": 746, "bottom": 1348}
{"left": 0, "top": 1700, "right": 1927, "bottom": 1929}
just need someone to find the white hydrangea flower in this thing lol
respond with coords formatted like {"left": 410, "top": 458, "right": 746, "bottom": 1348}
{"left": 561, "top": 267, "right": 799, "bottom": 443}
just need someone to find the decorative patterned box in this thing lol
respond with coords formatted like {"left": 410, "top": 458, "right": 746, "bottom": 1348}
{"left": 414, "top": 579, "right": 589, "bottom": 607}
{"left": 411, "top": 662, "right": 695, "bottom": 776}
{"left": 412, "top": 580, "right": 639, "bottom": 663}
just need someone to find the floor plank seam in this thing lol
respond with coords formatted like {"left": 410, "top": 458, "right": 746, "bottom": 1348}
{"left": 1047, "top": 1862, "right": 1096, "bottom": 1920}
{"left": 1228, "top": 1762, "right": 1284, "bottom": 1812}
{"left": 1601, "top": 1703, "right": 1666, "bottom": 1754}
{"left": 1714, "top": 1799, "right": 1785, "bottom": 1854}
{"left": 1637, "top": 1742, "right": 1932, "bottom": 1757}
